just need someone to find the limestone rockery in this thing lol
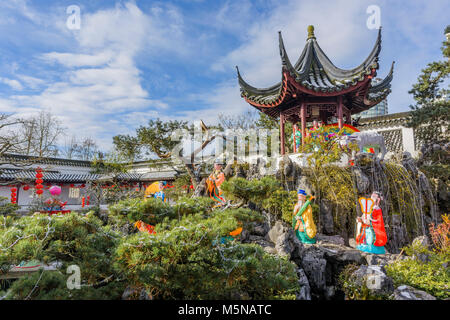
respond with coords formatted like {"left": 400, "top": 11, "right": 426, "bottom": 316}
{"left": 240, "top": 216, "right": 437, "bottom": 300}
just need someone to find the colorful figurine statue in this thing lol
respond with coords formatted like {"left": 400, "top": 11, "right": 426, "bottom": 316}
{"left": 145, "top": 181, "right": 166, "bottom": 201}
{"left": 291, "top": 124, "right": 302, "bottom": 152}
{"left": 356, "top": 191, "right": 387, "bottom": 254}
{"left": 134, "top": 220, "right": 156, "bottom": 234}
{"left": 206, "top": 160, "right": 226, "bottom": 206}
{"left": 292, "top": 189, "right": 317, "bottom": 244}
{"left": 153, "top": 181, "right": 167, "bottom": 202}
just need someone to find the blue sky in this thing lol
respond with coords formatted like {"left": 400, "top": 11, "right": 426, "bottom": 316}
{"left": 0, "top": 0, "right": 448, "bottom": 150}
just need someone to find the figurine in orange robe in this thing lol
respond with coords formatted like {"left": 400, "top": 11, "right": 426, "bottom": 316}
{"left": 356, "top": 191, "right": 387, "bottom": 254}
{"left": 206, "top": 161, "right": 226, "bottom": 205}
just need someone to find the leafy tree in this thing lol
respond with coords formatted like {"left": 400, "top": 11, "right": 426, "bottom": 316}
{"left": 113, "top": 119, "right": 189, "bottom": 161}
{"left": 113, "top": 119, "right": 224, "bottom": 190}
{"left": 88, "top": 151, "right": 131, "bottom": 209}
{"left": 407, "top": 26, "right": 450, "bottom": 145}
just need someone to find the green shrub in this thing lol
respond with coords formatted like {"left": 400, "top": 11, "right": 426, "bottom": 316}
{"left": 0, "top": 212, "right": 125, "bottom": 300}
{"left": 385, "top": 243, "right": 450, "bottom": 299}
{"left": 337, "top": 264, "right": 391, "bottom": 300}
{"left": 261, "top": 189, "right": 297, "bottom": 223}
{"left": 108, "top": 198, "right": 176, "bottom": 227}
{"left": 220, "top": 177, "right": 281, "bottom": 205}
{"left": 173, "top": 196, "right": 215, "bottom": 217}
{"left": 0, "top": 197, "right": 19, "bottom": 217}
{"left": 114, "top": 209, "right": 299, "bottom": 299}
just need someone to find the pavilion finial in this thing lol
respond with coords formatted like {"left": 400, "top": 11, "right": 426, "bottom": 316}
{"left": 307, "top": 25, "right": 315, "bottom": 39}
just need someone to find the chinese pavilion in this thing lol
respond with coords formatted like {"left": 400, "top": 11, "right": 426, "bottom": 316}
{"left": 237, "top": 25, "right": 394, "bottom": 154}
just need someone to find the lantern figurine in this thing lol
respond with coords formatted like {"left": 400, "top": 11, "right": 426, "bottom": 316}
{"left": 355, "top": 192, "right": 387, "bottom": 254}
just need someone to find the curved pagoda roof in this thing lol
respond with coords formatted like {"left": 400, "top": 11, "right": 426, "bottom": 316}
{"left": 237, "top": 25, "right": 394, "bottom": 118}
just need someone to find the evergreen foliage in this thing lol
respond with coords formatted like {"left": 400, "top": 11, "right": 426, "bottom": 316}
{"left": 114, "top": 209, "right": 299, "bottom": 299}
{"left": 0, "top": 212, "right": 125, "bottom": 300}
{"left": 407, "top": 26, "right": 450, "bottom": 144}
{"left": 0, "top": 197, "right": 300, "bottom": 300}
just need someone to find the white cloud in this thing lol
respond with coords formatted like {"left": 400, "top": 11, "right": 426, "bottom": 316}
{"left": 41, "top": 51, "right": 114, "bottom": 68}
{"left": 0, "top": 77, "right": 23, "bottom": 91}
{"left": 3, "top": 1, "right": 187, "bottom": 150}
{"left": 16, "top": 75, "right": 45, "bottom": 90}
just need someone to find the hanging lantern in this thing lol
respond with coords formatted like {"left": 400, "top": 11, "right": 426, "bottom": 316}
{"left": 80, "top": 184, "right": 85, "bottom": 188}
{"left": 10, "top": 187, "right": 17, "bottom": 204}
{"left": 23, "top": 185, "right": 30, "bottom": 191}
{"left": 81, "top": 197, "right": 85, "bottom": 208}
{"left": 35, "top": 168, "right": 44, "bottom": 196}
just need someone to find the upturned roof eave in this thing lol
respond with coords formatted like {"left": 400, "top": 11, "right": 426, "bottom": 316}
{"left": 237, "top": 27, "right": 385, "bottom": 105}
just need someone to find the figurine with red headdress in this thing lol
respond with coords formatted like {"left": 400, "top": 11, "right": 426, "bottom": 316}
{"left": 355, "top": 191, "right": 387, "bottom": 254}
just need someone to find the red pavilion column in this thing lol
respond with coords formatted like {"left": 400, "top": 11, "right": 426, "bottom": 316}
{"left": 346, "top": 109, "right": 352, "bottom": 124}
{"left": 293, "top": 124, "right": 297, "bottom": 153}
{"left": 280, "top": 113, "right": 286, "bottom": 155}
{"left": 337, "top": 97, "right": 343, "bottom": 130}
{"left": 300, "top": 103, "right": 306, "bottom": 146}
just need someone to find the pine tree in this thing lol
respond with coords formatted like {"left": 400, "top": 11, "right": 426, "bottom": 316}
{"left": 407, "top": 26, "right": 450, "bottom": 145}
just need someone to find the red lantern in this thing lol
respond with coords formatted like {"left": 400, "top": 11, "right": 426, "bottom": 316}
{"left": 35, "top": 173, "right": 43, "bottom": 179}
{"left": 11, "top": 187, "right": 17, "bottom": 204}
{"left": 35, "top": 178, "right": 43, "bottom": 184}
{"left": 35, "top": 184, "right": 44, "bottom": 189}
{"left": 70, "top": 184, "right": 75, "bottom": 188}
{"left": 23, "top": 185, "right": 30, "bottom": 191}
{"left": 80, "top": 184, "right": 85, "bottom": 188}
{"left": 36, "top": 189, "right": 44, "bottom": 195}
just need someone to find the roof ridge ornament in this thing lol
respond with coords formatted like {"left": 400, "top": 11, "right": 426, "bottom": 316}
{"left": 307, "top": 25, "right": 315, "bottom": 40}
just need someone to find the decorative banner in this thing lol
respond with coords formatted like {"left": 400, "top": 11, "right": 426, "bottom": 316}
{"left": 319, "top": 123, "right": 360, "bottom": 140}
